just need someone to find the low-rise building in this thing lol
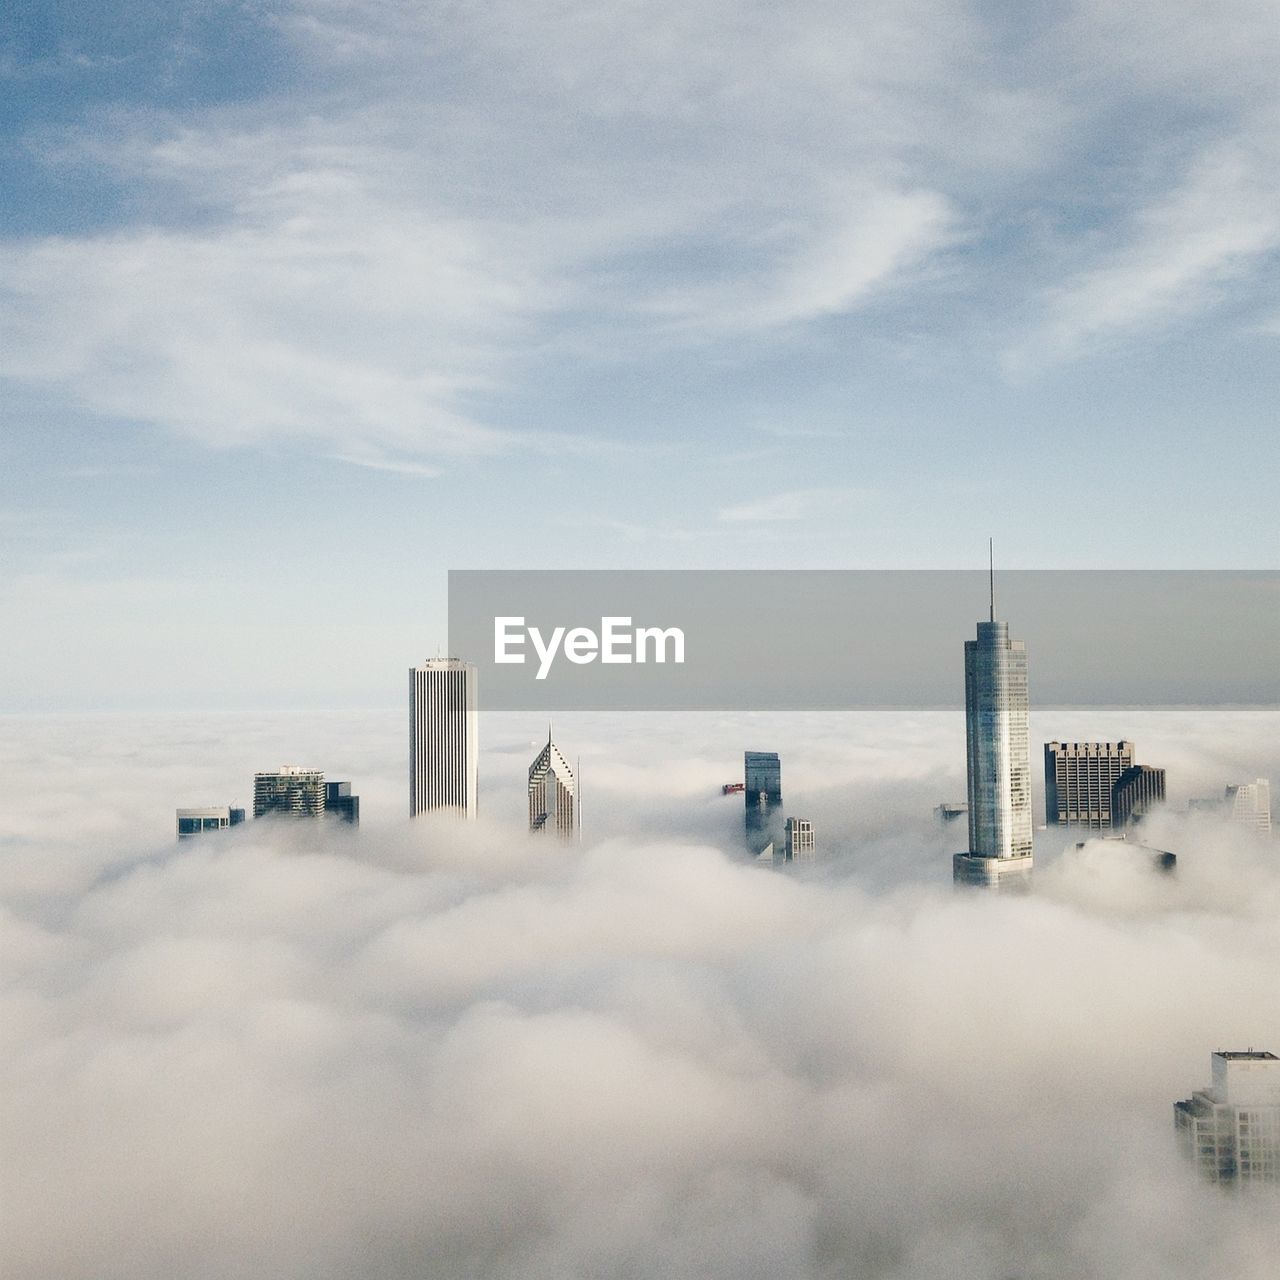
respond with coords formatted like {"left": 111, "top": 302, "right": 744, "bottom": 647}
{"left": 176, "top": 806, "right": 246, "bottom": 839}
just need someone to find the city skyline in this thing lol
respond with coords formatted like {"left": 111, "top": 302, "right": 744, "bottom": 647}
{"left": 4, "top": 2, "right": 1280, "bottom": 1274}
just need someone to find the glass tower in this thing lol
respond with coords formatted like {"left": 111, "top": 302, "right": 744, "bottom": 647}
{"left": 955, "top": 564, "right": 1033, "bottom": 884}
{"left": 744, "top": 750, "right": 782, "bottom": 851}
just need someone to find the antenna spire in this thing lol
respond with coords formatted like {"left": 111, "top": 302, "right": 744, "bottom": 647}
{"left": 988, "top": 537, "right": 995, "bottom": 623}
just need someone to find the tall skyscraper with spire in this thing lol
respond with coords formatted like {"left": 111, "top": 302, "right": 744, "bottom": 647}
{"left": 954, "top": 547, "right": 1033, "bottom": 885}
{"left": 410, "top": 659, "right": 478, "bottom": 819}
{"left": 528, "top": 725, "right": 578, "bottom": 837}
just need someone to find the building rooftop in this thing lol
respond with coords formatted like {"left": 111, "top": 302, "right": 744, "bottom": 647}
{"left": 1216, "top": 1050, "right": 1278, "bottom": 1061}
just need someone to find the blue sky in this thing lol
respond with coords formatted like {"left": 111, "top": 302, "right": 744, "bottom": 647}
{"left": 2, "top": 0, "right": 1279, "bottom": 708}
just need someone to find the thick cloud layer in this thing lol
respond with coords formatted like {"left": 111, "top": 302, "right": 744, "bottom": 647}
{"left": 3, "top": 708, "right": 1279, "bottom": 1278}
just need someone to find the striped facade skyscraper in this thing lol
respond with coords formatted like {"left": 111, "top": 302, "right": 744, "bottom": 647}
{"left": 954, "top": 553, "right": 1033, "bottom": 885}
{"left": 410, "top": 659, "right": 478, "bottom": 819}
{"left": 1044, "top": 740, "right": 1136, "bottom": 829}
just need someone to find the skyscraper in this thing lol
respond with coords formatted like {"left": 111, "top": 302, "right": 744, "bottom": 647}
{"left": 1175, "top": 1051, "right": 1280, "bottom": 1184}
{"left": 1226, "top": 779, "right": 1272, "bottom": 834}
{"left": 528, "top": 725, "right": 577, "bottom": 837}
{"left": 1112, "top": 764, "right": 1166, "bottom": 828}
{"left": 253, "top": 766, "right": 325, "bottom": 818}
{"left": 744, "top": 750, "right": 782, "bottom": 851}
{"left": 1044, "top": 740, "right": 1136, "bottom": 829}
{"left": 410, "top": 659, "right": 478, "bottom": 819}
{"left": 954, "top": 555, "right": 1033, "bottom": 885}
{"left": 783, "top": 817, "right": 815, "bottom": 864}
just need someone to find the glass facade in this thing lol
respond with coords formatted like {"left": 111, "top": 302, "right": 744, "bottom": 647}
{"left": 744, "top": 750, "right": 782, "bottom": 849}
{"left": 964, "top": 621, "right": 1032, "bottom": 861}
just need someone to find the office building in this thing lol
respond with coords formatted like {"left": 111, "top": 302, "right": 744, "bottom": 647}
{"left": 1044, "top": 740, "right": 1135, "bottom": 829}
{"left": 744, "top": 750, "right": 782, "bottom": 851}
{"left": 324, "top": 781, "right": 360, "bottom": 825}
{"left": 1175, "top": 1051, "right": 1280, "bottom": 1184}
{"left": 1070, "top": 833, "right": 1177, "bottom": 872}
{"left": 253, "top": 766, "right": 325, "bottom": 818}
{"left": 783, "top": 817, "right": 815, "bottom": 864}
{"left": 954, "top": 562, "right": 1033, "bottom": 885}
{"left": 528, "top": 726, "right": 577, "bottom": 837}
{"left": 410, "top": 659, "right": 478, "bottom": 819}
{"left": 934, "top": 801, "right": 968, "bottom": 823}
{"left": 1112, "top": 764, "right": 1166, "bottom": 828}
{"left": 176, "top": 805, "right": 245, "bottom": 839}
{"left": 1226, "top": 779, "right": 1272, "bottom": 834}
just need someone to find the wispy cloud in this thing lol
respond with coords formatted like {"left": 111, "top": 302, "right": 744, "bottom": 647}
{"left": 1010, "top": 139, "right": 1280, "bottom": 369}
{"left": 0, "top": 0, "right": 988, "bottom": 471}
{"left": 7, "top": 0, "right": 1280, "bottom": 482}
{"left": 717, "top": 487, "right": 864, "bottom": 523}
{"left": 326, "top": 452, "right": 442, "bottom": 478}
{"left": 647, "top": 188, "right": 955, "bottom": 334}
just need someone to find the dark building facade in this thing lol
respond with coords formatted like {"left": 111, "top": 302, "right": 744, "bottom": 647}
{"left": 325, "top": 781, "right": 360, "bottom": 825}
{"left": 1112, "top": 765, "right": 1166, "bottom": 828}
{"left": 744, "top": 750, "right": 782, "bottom": 851}
{"left": 176, "top": 806, "right": 246, "bottom": 838}
{"left": 1044, "top": 740, "right": 1135, "bottom": 829}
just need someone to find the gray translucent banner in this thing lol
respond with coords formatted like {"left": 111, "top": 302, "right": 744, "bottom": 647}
{"left": 448, "top": 571, "right": 1280, "bottom": 710}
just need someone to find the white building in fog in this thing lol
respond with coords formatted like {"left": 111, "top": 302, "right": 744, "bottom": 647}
{"left": 783, "top": 817, "right": 815, "bottom": 864}
{"left": 410, "top": 659, "right": 478, "bottom": 819}
{"left": 1175, "top": 1051, "right": 1280, "bottom": 1184}
{"left": 1226, "top": 779, "right": 1272, "bottom": 834}
{"left": 528, "top": 726, "right": 577, "bottom": 838}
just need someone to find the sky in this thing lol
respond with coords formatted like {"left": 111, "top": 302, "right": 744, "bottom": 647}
{"left": 2, "top": 0, "right": 1280, "bottom": 709}
{"left": 3, "top": 706, "right": 1280, "bottom": 1279}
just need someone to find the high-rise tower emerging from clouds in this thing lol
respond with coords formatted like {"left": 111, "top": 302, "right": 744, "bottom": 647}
{"left": 410, "top": 659, "right": 478, "bottom": 819}
{"left": 528, "top": 725, "right": 577, "bottom": 837}
{"left": 744, "top": 750, "right": 782, "bottom": 852}
{"left": 954, "top": 553, "right": 1033, "bottom": 885}
{"left": 1045, "top": 740, "right": 1136, "bottom": 829}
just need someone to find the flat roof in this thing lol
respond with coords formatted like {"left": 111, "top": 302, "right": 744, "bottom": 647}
{"left": 1216, "top": 1050, "right": 1278, "bottom": 1061}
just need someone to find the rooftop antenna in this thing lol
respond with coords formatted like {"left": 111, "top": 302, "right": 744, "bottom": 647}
{"left": 988, "top": 537, "right": 995, "bottom": 623}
